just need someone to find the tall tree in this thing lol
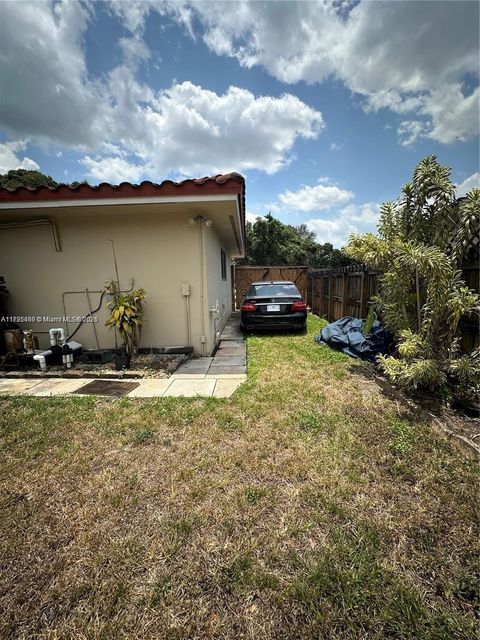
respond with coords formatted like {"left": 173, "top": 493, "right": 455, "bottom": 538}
{"left": 245, "top": 213, "right": 351, "bottom": 268}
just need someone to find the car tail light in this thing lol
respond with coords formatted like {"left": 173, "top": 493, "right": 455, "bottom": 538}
{"left": 241, "top": 302, "right": 257, "bottom": 312}
{"left": 291, "top": 300, "right": 307, "bottom": 311}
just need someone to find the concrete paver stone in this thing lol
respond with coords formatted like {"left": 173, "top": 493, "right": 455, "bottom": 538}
{"left": 163, "top": 379, "right": 216, "bottom": 397}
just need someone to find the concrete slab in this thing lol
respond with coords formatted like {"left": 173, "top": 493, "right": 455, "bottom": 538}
{"left": 23, "top": 378, "right": 91, "bottom": 396}
{"left": 213, "top": 378, "right": 244, "bottom": 398}
{"left": 220, "top": 322, "right": 244, "bottom": 336}
{"left": 0, "top": 379, "right": 44, "bottom": 394}
{"left": 221, "top": 332, "right": 244, "bottom": 341}
{"left": 170, "top": 373, "right": 207, "bottom": 380}
{"left": 0, "top": 372, "right": 247, "bottom": 398}
{"left": 207, "top": 366, "right": 247, "bottom": 375}
{"left": 126, "top": 379, "right": 173, "bottom": 397}
{"left": 163, "top": 378, "right": 216, "bottom": 397}
{"left": 210, "top": 356, "right": 246, "bottom": 366}
{"left": 179, "top": 356, "right": 213, "bottom": 366}
{"left": 175, "top": 358, "right": 213, "bottom": 374}
{"left": 215, "top": 347, "right": 246, "bottom": 356}
{"left": 211, "top": 373, "right": 247, "bottom": 380}
{"left": 218, "top": 339, "right": 245, "bottom": 348}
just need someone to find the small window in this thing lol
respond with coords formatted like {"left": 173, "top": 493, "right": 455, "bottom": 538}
{"left": 221, "top": 249, "right": 227, "bottom": 281}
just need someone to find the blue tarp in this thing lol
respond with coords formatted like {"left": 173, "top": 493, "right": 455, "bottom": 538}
{"left": 315, "top": 316, "right": 393, "bottom": 362}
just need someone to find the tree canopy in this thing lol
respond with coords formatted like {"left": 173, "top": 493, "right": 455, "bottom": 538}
{"left": 0, "top": 169, "right": 89, "bottom": 190}
{"left": 245, "top": 213, "right": 351, "bottom": 268}
{"left": 0, "top": 169, "right": 59, "bottom": 190}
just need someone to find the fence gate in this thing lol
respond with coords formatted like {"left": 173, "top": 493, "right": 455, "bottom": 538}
{"left": 233, "top": 265, "right": 308, "bottom": 310}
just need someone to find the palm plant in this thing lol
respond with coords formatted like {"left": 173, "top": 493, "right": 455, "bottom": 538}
{"left": 346, "top": 156, "right": 479, "bottom": 396}
{"left": 105, "top": 281, "right": 146, "bottom": 356}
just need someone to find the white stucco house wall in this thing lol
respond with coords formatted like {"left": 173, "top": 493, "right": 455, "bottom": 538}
{"left": 0, "top": 173, "right": 245, "bottom": 356}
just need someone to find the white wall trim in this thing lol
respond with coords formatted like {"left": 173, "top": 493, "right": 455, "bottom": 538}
{"left": 0, "top": 193, "right": 238, "bottom": 210}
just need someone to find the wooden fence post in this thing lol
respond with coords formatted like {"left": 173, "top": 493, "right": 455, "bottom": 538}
{"left": 359, "top": 271, "right": 365, "bottom": 318}
{"left": 341, "top": 272, "right": 348, "bottom": 317}
{"left": 327, "top": 274, "right": 332, "bottom": 322}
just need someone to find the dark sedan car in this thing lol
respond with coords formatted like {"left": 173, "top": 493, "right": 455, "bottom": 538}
{"left": 240, "top": 281, "right": 307, "bottom": 331}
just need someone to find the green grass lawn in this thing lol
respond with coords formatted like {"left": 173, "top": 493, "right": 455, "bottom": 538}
{"left": 0, "top": 315, "right": 478, "bottom": 639}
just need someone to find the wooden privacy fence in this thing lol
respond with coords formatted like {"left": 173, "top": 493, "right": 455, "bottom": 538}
{"left": 308, "top": 264, "right": 479, "bottom": 353}
{"left": 307, "top": 265, "right": 378, "bottom": 322}
{"left": 459, "top": 255, "right": 480, "bottom": 353}
{"left": 233, "top": 265, "right": 308, "bottom": 310}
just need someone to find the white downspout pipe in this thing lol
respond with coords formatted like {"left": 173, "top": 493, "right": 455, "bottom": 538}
{"left": 199, "top": 222, "right": 208, "bottom": 356}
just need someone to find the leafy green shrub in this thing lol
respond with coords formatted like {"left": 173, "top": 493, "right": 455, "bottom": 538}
{"left": 346, "top": 156, "right": 480, "bottom": 396}
{"left": 105, "top": 280, "right": 146, "bottom": 355}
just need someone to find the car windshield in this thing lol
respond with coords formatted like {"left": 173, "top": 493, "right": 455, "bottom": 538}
{"left": 249, "top": 283, "right": 300, "bottom": 297}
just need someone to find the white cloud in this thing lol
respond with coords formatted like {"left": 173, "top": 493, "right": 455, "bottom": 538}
{"left": 456, "top": 172, "right": 480, "bottom": 197}
{"left": 141, "top": 82, "right": 323, "bottom": 176}
{"left": 0, "top": 2, "right": 324, "bottom": 181}
{"left": 397, "top": 120, "right": 430, "bottom": 147}
{"left": 81, "top": 156, "right": 144, "bottom": 183}
{"left": 109, "top": 0, "right": 151, "bottom": 35}
{"left": 330, "top": 142, "right": 342, "bottom": 152}
{"left": 0, "top": 1, "right": 107, "bottom": 148}
{"left": 339, "top": 202, "right": 380, "bottom": 226}
{"left": 395, "top": 85, "right": 480, "bottom": 146}
{"left": 278, "top": 181, "right": 353, "bottom": 212}
{"left": 259, "top": 174, "right": 379, "bottom": 247}
{"left": 156, "top": 0, "right": 479, "bottom": 146}
{"left": 425, "top": 86, "right": 480, "bottom": 144}
{"left": 246, "top": 212, "right": 264, "bottom": 224}
{"left": 306, "top": 200, "right": 381, "bottom": 248}
{"left": 119, "top": 36, "right": 151, "bottom": 65}
{"left": 306, "top": 217, "right": 359, "bottom": 248}
{"left": 0, "top": 141, "right": 40, "bottom": 173}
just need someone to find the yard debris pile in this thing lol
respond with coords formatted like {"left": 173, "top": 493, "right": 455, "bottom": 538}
{"left": 315, "top": 315, "right": 393, "bottom": 362}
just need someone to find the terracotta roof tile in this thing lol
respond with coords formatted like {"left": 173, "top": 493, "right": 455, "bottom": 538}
{"left": 0, "top": 172, "right": 244, "bottom": 195}
{"left": 0, "top": 172, "right": 246, "bottom": 234}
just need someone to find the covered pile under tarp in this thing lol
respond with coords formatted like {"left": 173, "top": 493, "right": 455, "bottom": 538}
{"left": 315, "top": 316, "right": 393, "bottom": 362}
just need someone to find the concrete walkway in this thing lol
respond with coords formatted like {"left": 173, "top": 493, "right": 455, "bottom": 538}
{"left": 0, "top": 314, "right": 247, "bottom": 399}
{"left": 174, "top": 312, "right": 246, "bottom": 377}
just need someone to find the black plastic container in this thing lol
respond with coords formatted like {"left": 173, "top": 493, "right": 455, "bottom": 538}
{"left": 114, "top": 352, "right": 131, "bottom": 370}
